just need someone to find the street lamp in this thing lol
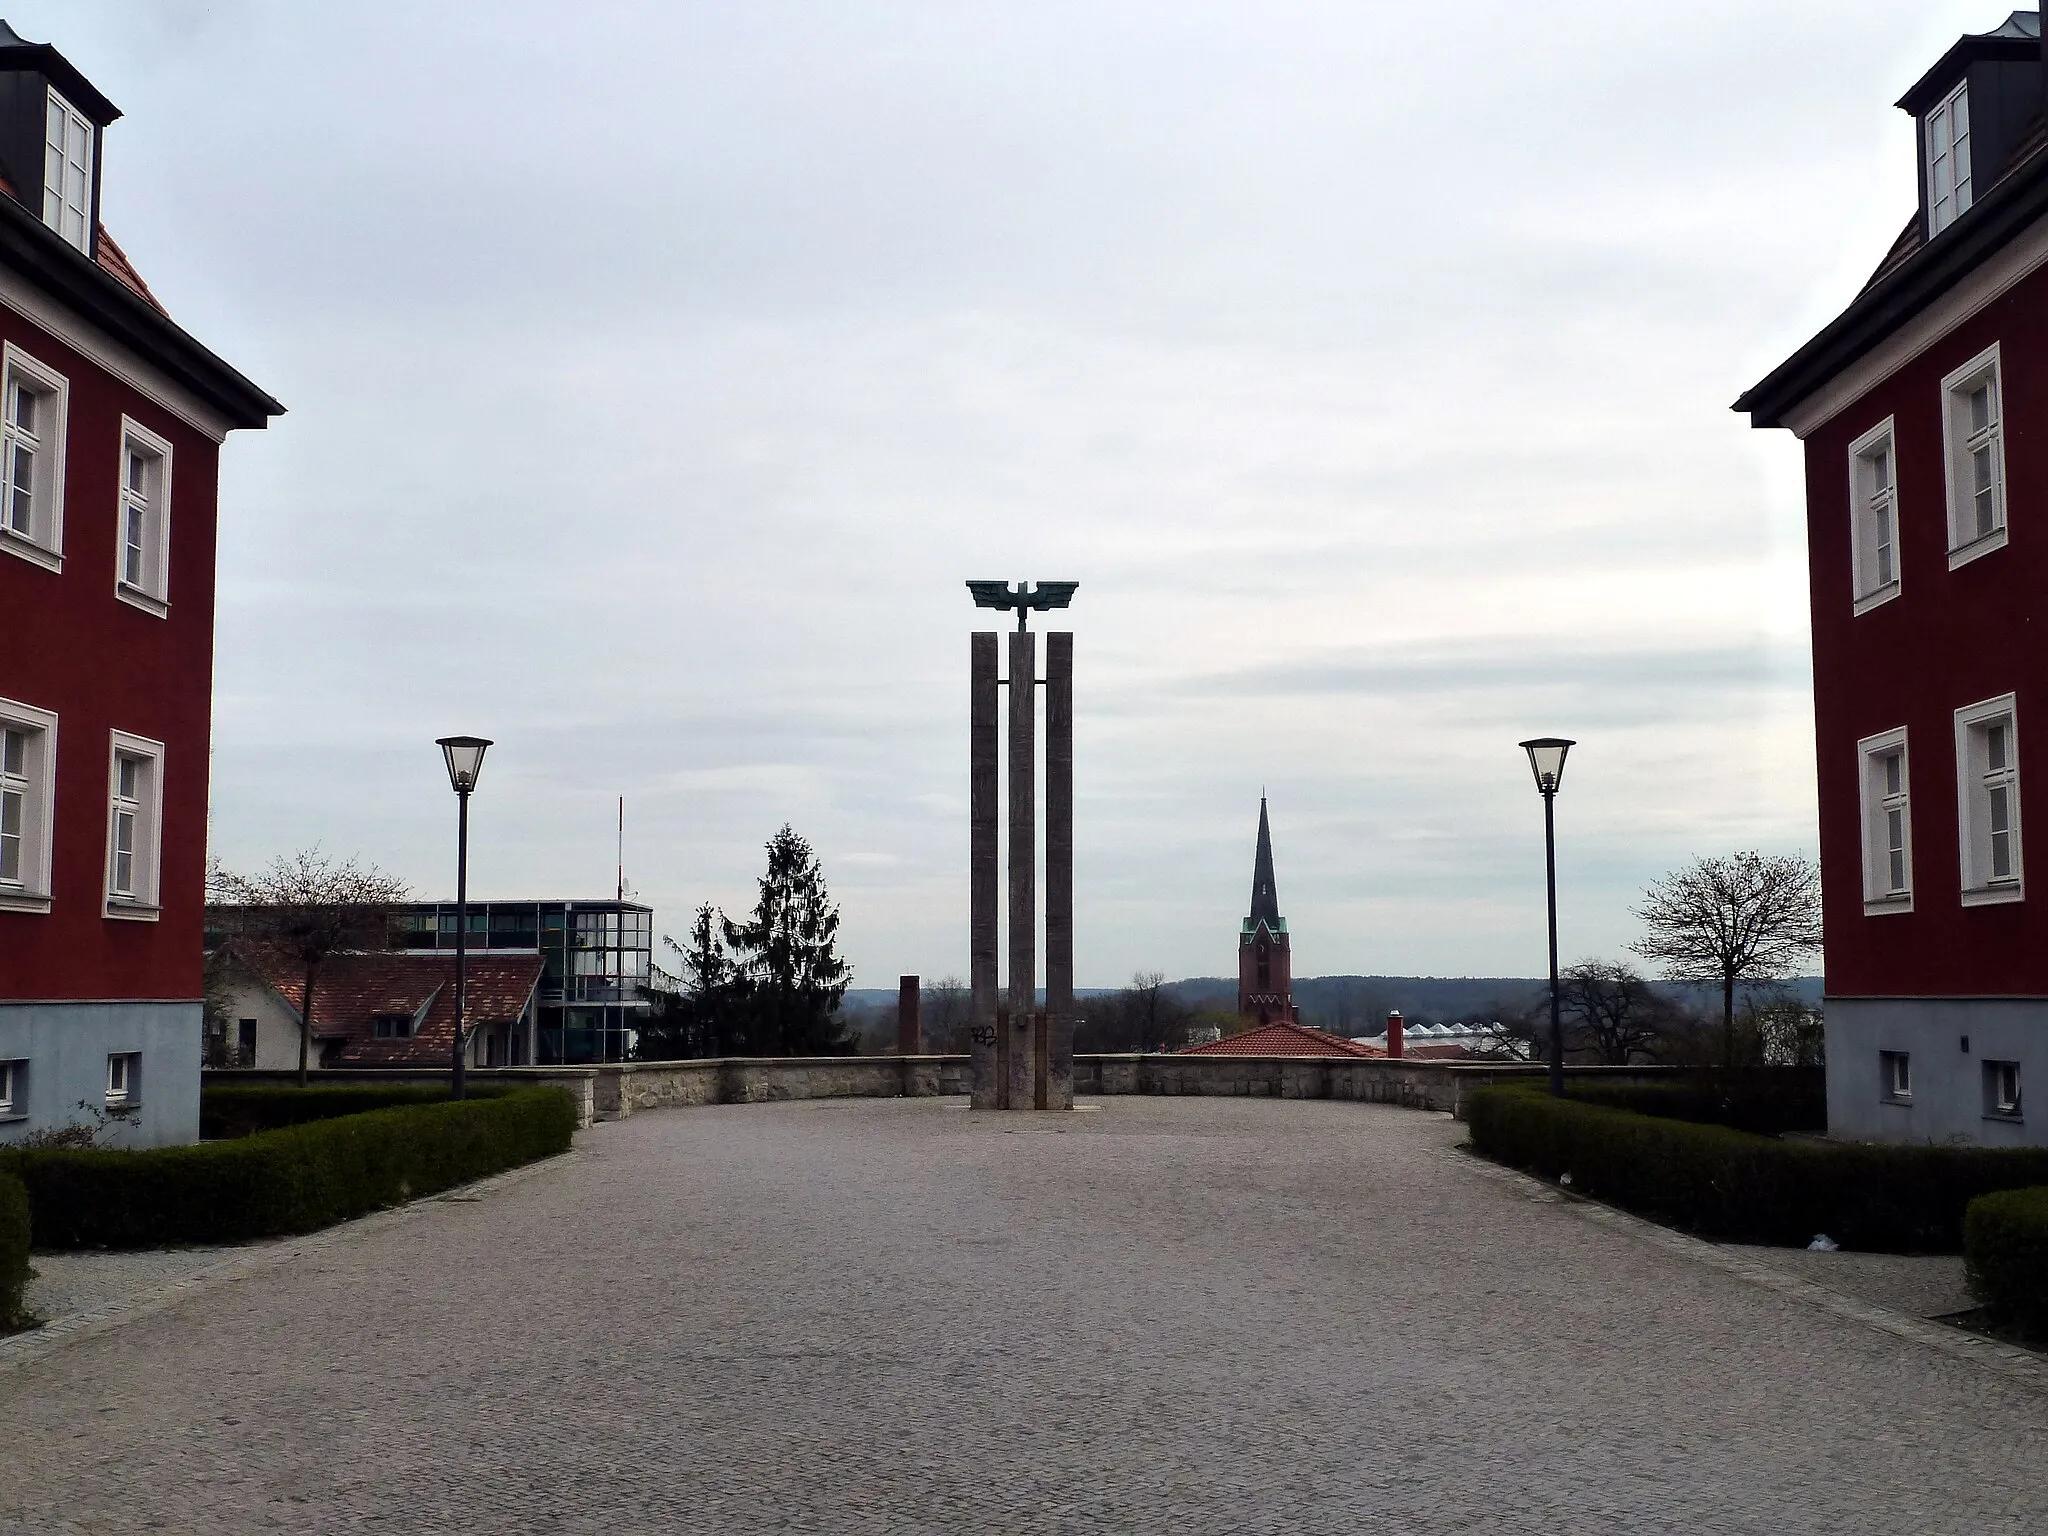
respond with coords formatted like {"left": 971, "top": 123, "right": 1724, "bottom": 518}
{"left": 1518, "top": 737, "right": 1575, "bottom": 1098}
{"left": 436, "top": 735, "right": 492, "bottom": 1099}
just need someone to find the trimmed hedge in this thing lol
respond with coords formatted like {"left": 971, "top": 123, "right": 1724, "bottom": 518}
{"left": 1965, "top": 1186, "right": 2048, "bottom": 1339}
{"left": 4, "top": 1086, "right": 576, "bottom": 1250}
{"left": 1565, "top": 1070, "right": 1825, "bottom": 1137}
{"left": 201, "top": 1083, "right": 512, "bottom": 1141}
{"left": 1468, "top": 1084, "right": 2048, "bottom": 1252}
{"left": 0, "top": 1165, "right": 28, "bottom": 1331}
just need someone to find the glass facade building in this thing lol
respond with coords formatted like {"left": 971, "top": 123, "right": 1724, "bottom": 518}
{"left": 391, "top": 899, "right": 652, "bottom": 1064}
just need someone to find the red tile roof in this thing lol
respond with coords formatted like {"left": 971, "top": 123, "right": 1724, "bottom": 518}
{"left": 1181, "top": 1020, "right": 1386, "bottom": 1059}
{"left": 95, "top": 228, "right": 168, "bottom": 314}
{"left": 250, "top": 951, "right": 541, "bottom": 1067}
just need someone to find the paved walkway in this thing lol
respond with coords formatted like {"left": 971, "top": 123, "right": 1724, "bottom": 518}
{"left": 4, "top": 1097, "right": 2046, "bottom": 1534}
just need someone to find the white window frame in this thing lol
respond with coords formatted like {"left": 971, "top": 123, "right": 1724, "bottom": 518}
{"left": 112, "top": 417, "right": 173, "bottom": 616}
{"left": 1857, "top": 726, "right": 1913, "bottom": 913}
{"left": 1846, "top": 417, "right": 1901, "bottom": 614}
{"left": 1927, "top": 80, "right": 1974, "bottom": 237}
{"left": 1985, "top": 1059, "right": 2022, "bottom": 1120}
{"left": 0, "top": 697, "right": 57, "bottom": 914}
{"left": 1955, "top": 693, "right": 2023, "bottom": 906}
{"left": 1941, "top": 344, "right": 2007, "bottom": 568}
{"left": 104, "top": 729, "right": 165, "bottom": 920}
{"left": 104, "top": 1051, "right": 138, "bottom": 1107}
{"left": 1881, "top": 1049, "right": 1912, "bottom": 1102}
{"left": 42, "top": 86, "right": 94, "bottom": 255}
{"left": 0, "top": 1058, "right": 22, "bottom": 1118}
{"left": 0, "top": 342, "right": 70, "bottom": 572}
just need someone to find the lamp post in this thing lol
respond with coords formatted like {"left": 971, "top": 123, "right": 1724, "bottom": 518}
{"left": 1518, "top": 737, "right": 1575, "bottom": 1098}
{"left": 436, "top": 735, "right": 491, "bottom": 1100}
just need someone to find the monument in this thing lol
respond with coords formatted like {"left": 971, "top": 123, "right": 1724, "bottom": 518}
{"left": 965, "top": 579, "right": 1077, "bottom": 1110}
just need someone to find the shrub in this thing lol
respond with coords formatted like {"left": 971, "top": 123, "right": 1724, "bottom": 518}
{"left": 0, "top": 1165, "right": 29, "bottom": 1332}
{"left": 1566, "top": 1069, "right": 1826, "bottom": 1137}
{"left": 201, "top": 1083, "right": 511, "bottom": 1140}
{"left": 1965, "top": 1185, "right": 2048, "bottom": 1340}
{"left": 1468, "top": 1084, "right": 2048, "bottom": 1252}
{"left": 4, "top": 1086, "right": 576, "bottom": 1250}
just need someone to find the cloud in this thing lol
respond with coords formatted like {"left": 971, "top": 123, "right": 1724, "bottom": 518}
{"left": 21, "top": 0, "right": 1969, "bottom": 984}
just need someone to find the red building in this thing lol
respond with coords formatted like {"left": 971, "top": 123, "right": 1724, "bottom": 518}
{"left": 1739, "top": 11, "right": 2048, "bottom": 1144}
{"left": 218, "top": 950, "right": 543, "bottom": 1072}
{"left": 1237, "top": 797, "right": 1299, "bottom": 1025}
{"left": 0, "top": 24, "right": 280, "bottom": 1147}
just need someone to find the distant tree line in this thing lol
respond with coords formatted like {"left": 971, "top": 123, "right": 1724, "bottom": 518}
{"left": 633, "top": 840, "right": 1824, "bottom": 1068}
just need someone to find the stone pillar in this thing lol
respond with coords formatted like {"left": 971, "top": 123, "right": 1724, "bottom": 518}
{"left": 969, "top": 633, "right": 1000, "bottom": 1108}
{"left": 1044, "top": 632, "right": 1075, "bottom": 1110}
{"left": 1006, "top": 628, "right": 1037, "bottom": 1112}
{"left": 897, "top": 975, "right": 922, "bottom": 1055}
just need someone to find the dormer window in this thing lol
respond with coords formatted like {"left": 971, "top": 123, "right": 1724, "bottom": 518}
{"left": 43, "top": 86, "right": 92, "bottom": 253}
{"left": 1927, "top": 80, "right": 1973, "bottom": 236}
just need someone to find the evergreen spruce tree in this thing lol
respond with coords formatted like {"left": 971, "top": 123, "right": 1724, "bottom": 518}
{"left": 640, "top": 903, "right": 739, "bottom": 1059}
{"left": 723, "top": 825, "right": 853, "bottom": 1055}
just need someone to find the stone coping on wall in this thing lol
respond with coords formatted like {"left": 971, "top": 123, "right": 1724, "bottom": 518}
{"left": 205, "top": 1058, "right": 1679, "bottom": 1129}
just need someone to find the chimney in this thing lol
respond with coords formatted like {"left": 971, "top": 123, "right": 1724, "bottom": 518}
{"left": 1386, "top": 1010, "right": 1404, "bottom": 1059}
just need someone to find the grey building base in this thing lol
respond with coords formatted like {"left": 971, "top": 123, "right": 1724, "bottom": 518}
{"left": 1827, "top": 997, "right": 2048, "bottom": 1147}
{"left": 0, "top": 1001, "right": 201, "bottom": 1149}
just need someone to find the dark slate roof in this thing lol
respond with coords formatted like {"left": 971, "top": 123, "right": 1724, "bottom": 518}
{"left": 1247, "top": 796, "right": 1280, "bottom": 926}
{"left": 0, "top": 19, "right": 120, "bottom": 123}
{"left": 0, "top": 24, "right": 279, "bottom": 427}
{"left": 1738, "top": 80, "right": 2048, "bottom": 428}
{"left": 1897, "top": 11, "right": 2042, "bottom": 115}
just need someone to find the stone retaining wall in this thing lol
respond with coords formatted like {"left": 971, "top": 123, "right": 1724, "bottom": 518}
{"left": 207, "top": 1057, "right": 1672, "bottom": 1129}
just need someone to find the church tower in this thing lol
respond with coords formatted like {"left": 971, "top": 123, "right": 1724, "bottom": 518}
{"left": 1237, "top": 797, "right": 1297, "bottom": 1025}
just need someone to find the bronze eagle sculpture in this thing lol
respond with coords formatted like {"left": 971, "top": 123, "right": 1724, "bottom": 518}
{"left": 964, "top": 580, "right": 1080, "bottom": 631}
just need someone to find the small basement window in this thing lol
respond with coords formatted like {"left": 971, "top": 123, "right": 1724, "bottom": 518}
{"left": 1881, "top": 1050, "right": 1911, "bottom": 1101}
{"left": 1985, "top": 1060, "right": 2022, "bottom": 1120}
{"left": 105, "top": 1051, "right": 139, "bottom": 1106}
{"left": 0, "top": 1058, "right": 22, "bottom": 1116}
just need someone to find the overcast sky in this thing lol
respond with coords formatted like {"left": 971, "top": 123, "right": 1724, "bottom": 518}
{"left": 23, "top": 2, "right": 2007, "bottom": 985}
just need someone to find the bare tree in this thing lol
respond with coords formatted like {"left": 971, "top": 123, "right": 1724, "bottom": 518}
{"left": 209, "top": 849, "right": 409, "bottom": 1086}
{"left": 1628, "top": 852, "right": 1822, "bottom": 1068}
{"left": 921, "top": 975, "right": 971, "bottom": 1053}
{"left": 1126, "top": 971, "right": 1182, "bottom": 1052}
{"left": 1558, "top": 959, "right": 1672, "bottom": 1065}
{"left": 1478, "top": 989, "right": 1546, "bottom": 1062}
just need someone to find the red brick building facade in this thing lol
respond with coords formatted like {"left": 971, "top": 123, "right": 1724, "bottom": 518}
{"left": 1739, "top": 12, "right": 2048, "bottom": 1144}
{"left": 0, "top": 25, "right": 279, "bottom": 1145}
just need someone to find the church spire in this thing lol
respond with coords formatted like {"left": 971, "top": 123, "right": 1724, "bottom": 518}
{"left": 1248, "top": 795, "right": 1280, "bottom": 926}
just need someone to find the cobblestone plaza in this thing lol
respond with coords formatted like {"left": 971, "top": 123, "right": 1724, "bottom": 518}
{"left": 5, "top": 1097, "right": 2047, "bottom": 1534}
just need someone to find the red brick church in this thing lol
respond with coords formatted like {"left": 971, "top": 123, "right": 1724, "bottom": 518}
{"left": 1181, "top": 796, "right": 1387, "bottom": 1061}
{"left": 1237, "top": 797, "right": 1298, "bottom": 1025}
